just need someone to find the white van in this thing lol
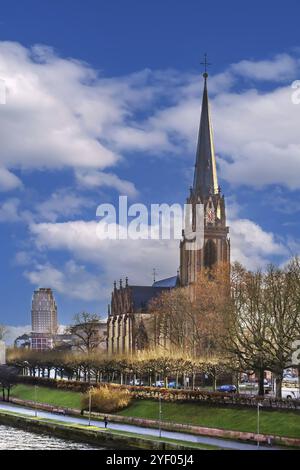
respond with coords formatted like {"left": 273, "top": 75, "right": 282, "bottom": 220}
{"left": 281, "top": 388, "right": 300, "bottom": 400}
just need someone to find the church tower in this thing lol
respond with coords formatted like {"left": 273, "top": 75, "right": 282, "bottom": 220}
{"left": 180, "top": 68, "right": 230, "bottom": 286}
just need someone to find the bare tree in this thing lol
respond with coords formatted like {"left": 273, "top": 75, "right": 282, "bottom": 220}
{"left": 224, "top": 261, "right": 300, "bottom": 397}
{"left": 223, "top": 263, "right": 272, "bottom": 396}
{"left": 150, "top": 263, "right": 230, "bottom": 356}
{"left": 262, "top": 261, "right": 300, "bottom": 397}
{"left": 68, "top": 312, "right": 104, "bottom": 353}
{"left": 0, "top": 365, "right": 20, "bottom": 401}
{"left": 190, "top": 263, "right": 231, "bottom": 355}
{"left": 150, "top": 287, "right": 192, "bottom": 352}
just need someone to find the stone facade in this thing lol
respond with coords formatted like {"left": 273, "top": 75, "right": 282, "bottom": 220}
{"left": 107, "top": 280, "right": 172, "bottom": 355}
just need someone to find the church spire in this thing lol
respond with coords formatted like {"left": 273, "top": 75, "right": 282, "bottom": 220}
{"left": 193, "top": 67, "right": 218, "bottom": 198}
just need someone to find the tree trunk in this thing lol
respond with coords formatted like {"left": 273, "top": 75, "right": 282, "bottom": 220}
{"left": 258, "top": 369, "right": 265, "bottom": 396}
{"left": 275, "top": 374, "right": 283, "bottom": 399}
{"left": 234, "top": 372, "right": 240, "bottom": 393}
{"left": 213, "top": 375, "right": 217, "bottom": 392}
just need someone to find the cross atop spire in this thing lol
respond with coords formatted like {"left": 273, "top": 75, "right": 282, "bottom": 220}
{"left": 200, "top": 53, "right": 211, "bottom": 78}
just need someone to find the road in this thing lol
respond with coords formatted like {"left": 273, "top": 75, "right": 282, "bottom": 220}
{"left": 0, "top": 402, "right": 281, "bottom": 450}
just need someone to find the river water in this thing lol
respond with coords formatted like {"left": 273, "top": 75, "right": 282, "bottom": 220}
{"left": 0, "top": 424, "right": 102, "bottom": 450}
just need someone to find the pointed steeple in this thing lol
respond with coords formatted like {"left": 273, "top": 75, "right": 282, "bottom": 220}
{"left": 193, "top": 72, "right": 218, "bottom": 198}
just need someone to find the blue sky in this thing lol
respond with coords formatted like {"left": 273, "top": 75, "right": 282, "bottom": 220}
{"left": 0, "top": 1, "right": 300, "bottom": 340}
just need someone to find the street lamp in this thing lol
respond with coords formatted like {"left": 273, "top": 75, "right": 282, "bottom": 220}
{"left": 88, "top": 387, "right": 93, "bottom": 426}
{"left": 34, "top": 385, "right": 38, "bottom": 418}
{"left": 158, "top": 395, "right": 162, "bottom": 438}
{"left": 257, "top": 402, "right": 263, "bottom": 448}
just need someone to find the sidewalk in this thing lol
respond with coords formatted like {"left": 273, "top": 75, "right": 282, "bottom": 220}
{"left": 1, "top": 398, "right": 289, "bottom": 450}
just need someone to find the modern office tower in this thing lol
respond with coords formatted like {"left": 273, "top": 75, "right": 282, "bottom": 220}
{"left": 31, "top": 288, "right": 58, "bottom": 350}
{"left": 0, "top": 340, "right": 5, "bottom": 364}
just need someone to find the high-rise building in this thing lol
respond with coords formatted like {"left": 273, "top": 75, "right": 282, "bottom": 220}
{"left": 0, "top": 341, "right": 5, "bottom": 364}
{"left": 31, "top": 288, "right": 58, "bottom": 350}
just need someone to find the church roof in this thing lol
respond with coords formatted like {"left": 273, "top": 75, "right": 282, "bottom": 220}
{"left": 193, "top": 73, "right": 219, "bottom": 198}
{"left": 152, "top": 275, "right": 179, "bottom": 288}
{"left": 130, "top": 285, "right": 171, "bottom": 312}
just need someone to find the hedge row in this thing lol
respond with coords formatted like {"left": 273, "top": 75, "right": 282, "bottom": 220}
{"left": 16, "top": 375, "right": 300, "bottom": 411}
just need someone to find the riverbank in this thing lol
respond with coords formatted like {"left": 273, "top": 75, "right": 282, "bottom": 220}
{"left": 0, "top": 423, "right": 99, "bottom": 450}
{"left": 11, "top": 384, "right": 300, "bottom": 440}
{"left": 0, "top": 408, "right": 218, "bottom": 450}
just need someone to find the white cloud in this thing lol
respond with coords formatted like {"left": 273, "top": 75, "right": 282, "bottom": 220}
{"left": 28, "top": 212, "right": 289, "bottom": 295}
{"left": 36, "top": 189, "right": 94, "bottom": 222}
{"left": 75, "top": 169, "right": 138, "bottom": 198}
{"left": 2, "top": 47, "right": 300, "bottom": 305}
{"left": 3, "top": 325, "right": 31, "bottom": 345}
{"left": 0, "top": 198, "right": 21, "bottom": 222}
{"left": 13, "top": 251, "right": 32, "bottom": 266}
{"left": 229, "top": 218, "right": 287, "bottom": 270}
{"left": 29, "top": 219, "right": 179, "bottom": 289}
{"left": 0, "top": 167, "right": 22, "bottom": 191}
{"left": 0, "top": 198, "right": 34, "bottom": 223}
{"left": 231, "top": 54, "right": 300, "bottom": 82}
{"left": 0, "top": 42, "right": 118, "bottom": 172}
{"left": 148, "top": 68, "right": 300, "bottom": 190}
{"left": 1, "top": 44, "right": 299, "bottom": 194}
{"left": 24, "top": 260, "right": 105, "bottom": 301}
{"left": 212, "top": 86, "right": 300, "bottom": 189}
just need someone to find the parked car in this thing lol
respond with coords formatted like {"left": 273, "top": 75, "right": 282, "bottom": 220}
{"left": 167, "top": 381, "right": 177, "bottom": 388}
{"left": 129, "top": 379, "right": 144, "bottom": 386}
{"left": 263, "top": 379, "right": 272, "bottom": 393}
{"left": 52, "top": 408, "right": 66, "bottom": 415}
{"left": 152, "top": 380, "right": 164, "bottom": 387}
{"left": 217, "top": 384, "right": 237, "bottom": 393}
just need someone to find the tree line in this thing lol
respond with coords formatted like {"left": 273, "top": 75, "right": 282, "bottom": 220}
{"left": 5, "top": 258, "right": 300, "bottom": 399}
{"left": 7, "top": 348, "right": 234, "bottom": 390}
{"left": 150, "top": 259, "right": 300, "bottom": 397}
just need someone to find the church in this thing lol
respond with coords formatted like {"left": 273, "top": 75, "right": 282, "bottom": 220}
{"left": 107, "top": 69, "right": 230, "bottom": 355}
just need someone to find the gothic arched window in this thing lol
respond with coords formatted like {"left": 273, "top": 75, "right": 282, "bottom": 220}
{"left": 204, "top": 239, "right": 217, "bottom": 268}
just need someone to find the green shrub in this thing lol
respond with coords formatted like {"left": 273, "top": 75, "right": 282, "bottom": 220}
{"left": 81, "top": 385, "right": 132, "bottom": 413}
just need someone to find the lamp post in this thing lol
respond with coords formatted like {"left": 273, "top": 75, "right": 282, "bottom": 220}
{"left": 34, "top": 385, "right": 38, "bottom": 417}
{"left": 257, "top": 402, "right": 262, "bottom": 448}
{"left": 158, "top": 395, "right": 162, "bottom": 438}
{"left": 88, "top": 387, "right": 93, "bottom": 426}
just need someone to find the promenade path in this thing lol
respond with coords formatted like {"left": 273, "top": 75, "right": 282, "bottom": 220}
{"left": 0, "top": 402, "right": 282, "bottom": 450}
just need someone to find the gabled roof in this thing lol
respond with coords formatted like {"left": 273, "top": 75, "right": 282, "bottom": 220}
{"left": 152, "top": 275, "right": 179, "bottom": 288}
